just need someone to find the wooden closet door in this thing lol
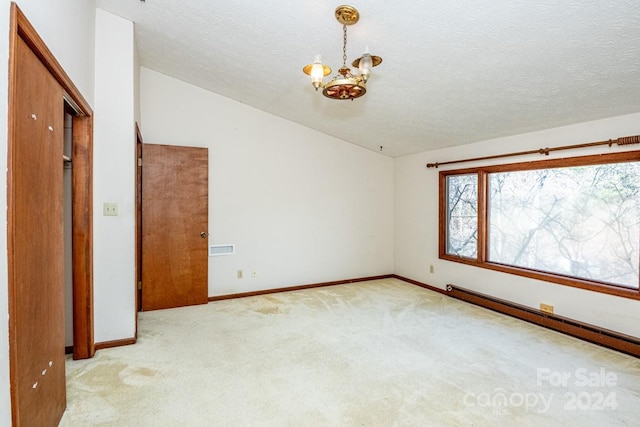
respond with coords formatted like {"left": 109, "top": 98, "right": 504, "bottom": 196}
{"left": 9, "top": 36, "right": 66, "bottom": 426}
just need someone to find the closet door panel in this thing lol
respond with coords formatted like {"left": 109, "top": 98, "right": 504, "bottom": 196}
{"left": 9, "top": 35, "right": 66, "bottom": 426}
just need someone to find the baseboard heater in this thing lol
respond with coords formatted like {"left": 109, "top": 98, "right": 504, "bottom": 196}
{"left": 445, "top": 284, "right": 640, "bottom": 358}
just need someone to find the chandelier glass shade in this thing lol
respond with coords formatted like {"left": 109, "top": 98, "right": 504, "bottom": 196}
{"left": 303, "top": 5, "right": 382, "bottom": 100}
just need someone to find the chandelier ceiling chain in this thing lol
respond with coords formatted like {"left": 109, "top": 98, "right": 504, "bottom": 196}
{"left": 302, "top": 5, "right": 383, "bottom": 101}
{"left": 342, "top": 24, "right": 348, "bottom": 68}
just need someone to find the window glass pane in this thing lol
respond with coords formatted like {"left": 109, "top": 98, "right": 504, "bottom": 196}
{"left": 488, "top": 163, "right": 640, "bottom": 289}
{"left": 446, "top": 174, "right": 478, "bottom": 258}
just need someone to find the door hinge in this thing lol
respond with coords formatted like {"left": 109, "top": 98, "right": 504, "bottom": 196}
{"left": 137, "top": 281, "right": 142, "bottom": 290}
{"left": 137, "top": 157, "right": 142, "bottom": 167}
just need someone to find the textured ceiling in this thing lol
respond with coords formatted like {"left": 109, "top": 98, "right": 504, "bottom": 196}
{"left": 95, "top": 0, "right": 640, "bottom": 157}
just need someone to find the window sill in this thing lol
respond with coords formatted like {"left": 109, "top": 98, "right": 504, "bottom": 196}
{"left": 439, "top": 254, "right": 640, "bottom": 300}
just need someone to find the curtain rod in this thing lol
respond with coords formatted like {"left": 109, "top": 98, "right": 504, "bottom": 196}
{"left": 426, "top": 134, "right": 640, "bottom": 169}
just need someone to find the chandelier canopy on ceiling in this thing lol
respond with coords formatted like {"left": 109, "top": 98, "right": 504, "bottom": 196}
{"left": 303, "top": 5, "right": 382, "bottom": 101}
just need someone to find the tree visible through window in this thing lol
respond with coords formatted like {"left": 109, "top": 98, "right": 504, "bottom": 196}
{"left": 446, "top": 174, "right": 478, "bottom": 258}
{"left": 440, "top": 151, "right": 640, "bottom": 297}
{"left": 488, "top": 163, "right": 640, "bottom": 289}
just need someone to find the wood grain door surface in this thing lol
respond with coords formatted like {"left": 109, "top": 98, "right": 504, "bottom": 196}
{"left": 9, "top": 36, "right": 66, "bottom": 426}
{"left": 141, "top": 144, "right": 209, "bottom": 310}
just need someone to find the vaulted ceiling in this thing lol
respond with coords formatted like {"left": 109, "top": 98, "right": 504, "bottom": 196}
{"left": 95, "top": 0, "right": 640, "bottom": 157}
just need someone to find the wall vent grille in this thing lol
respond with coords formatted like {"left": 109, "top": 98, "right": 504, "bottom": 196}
{"left": 209, "top": 244, "right": 235, "bottom": 256}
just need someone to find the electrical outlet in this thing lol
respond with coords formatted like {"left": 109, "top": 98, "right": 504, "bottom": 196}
{"left": 540, "top": 303, "right": 554, "bottom": 314}
{"left": 429, "top": 265, "right": 434, "bottom": 273}
{"left": 237, "top": 270, "right": 243, "bottom": 279}
{"left": 103, "top": 202, "right": 118, "bottom": 216}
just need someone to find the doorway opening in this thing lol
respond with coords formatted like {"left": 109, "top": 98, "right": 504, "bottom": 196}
{"left": 64, "top": 109, "right": 73, "bottom": 353}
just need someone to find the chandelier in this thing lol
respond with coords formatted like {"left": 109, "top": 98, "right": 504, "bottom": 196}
{"left": 303, "top": 5, "right": 382, "bottom": 100}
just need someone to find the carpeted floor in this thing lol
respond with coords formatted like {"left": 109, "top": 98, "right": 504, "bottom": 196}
{"left": 59, "top": 278, "right": 640, "bottom": 426}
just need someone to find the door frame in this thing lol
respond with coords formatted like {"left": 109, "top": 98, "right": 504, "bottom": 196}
{"left": 135, "top": 124, "right": 142, "bottom": 318}
{"left": 7, "top": 4, "right": 95, "bottom": 419}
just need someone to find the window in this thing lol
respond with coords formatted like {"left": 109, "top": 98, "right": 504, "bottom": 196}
{"left": 445, "top": 174, "right": 478, "bottom": 258}
{"left": 439, "top": 151, "right": 640, "bottom": 299}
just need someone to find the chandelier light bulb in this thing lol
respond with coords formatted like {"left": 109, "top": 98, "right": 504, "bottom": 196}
{"left": 303, "top": 54, "right": 332, "bottom": 91}
{"left": 310, "top": 55, "right": 325, "bottom": 90}
{"left": 358, "top": 53, "right": 373, "bottom": 82}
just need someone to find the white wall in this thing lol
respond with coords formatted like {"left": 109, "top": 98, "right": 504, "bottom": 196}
{"left": 395, "top": 112, "right": 640, "bottom": 338}
{"left": 139, "top": 68, "right": 394, "bottom": 296}
{"left": 133, "top": 32, "right": 140, "bottom": 125}
{"left": 0, "top": 1, "right": 96, "bottom": 423}
{"left": 93, "top": 9, "right": 136, "bottom": 343}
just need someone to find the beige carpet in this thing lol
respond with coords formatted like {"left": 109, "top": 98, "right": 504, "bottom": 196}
{"left": 59, "top": 278, "right": 640, "bottom": 426}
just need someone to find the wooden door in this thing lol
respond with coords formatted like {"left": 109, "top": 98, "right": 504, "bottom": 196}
{"left": 141, "top": 144, "right": 209, "bottom": 310}
{"left": 8, "top": 36, "right": 66, "bottom": 426}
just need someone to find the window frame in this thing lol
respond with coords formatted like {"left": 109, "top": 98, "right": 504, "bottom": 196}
{"left": 438, "top": 150, "right": 640, "bottom": 300}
